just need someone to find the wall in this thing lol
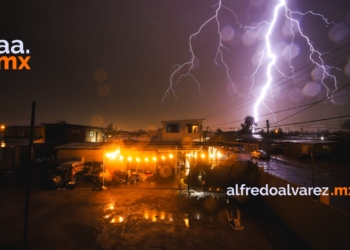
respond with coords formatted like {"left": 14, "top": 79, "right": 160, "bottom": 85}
{"left": 57, "top": 149, "right": 103, "bottom": 162}
{"left": 258, "top": 168, "right": 350, "bottom": 248}
{"left": 4, "top": 126, "right": 45, "bottom": 142}
{"left": 161, "top": 119, "right": 203, "bottom": 141}
{"left": 85, "top": 127, "right": 104, "bottom": 142}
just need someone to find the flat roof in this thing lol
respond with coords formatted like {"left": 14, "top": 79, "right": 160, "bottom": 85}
{"left": 55, "top": 142, "right": 104, "bottom": 149}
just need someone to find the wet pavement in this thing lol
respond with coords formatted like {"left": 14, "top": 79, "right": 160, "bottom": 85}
{"left": 243, "top": 153, "right": 350, "bottom": 213}
{"left": 0, "top": 174, "right": 309, "bottom": 250}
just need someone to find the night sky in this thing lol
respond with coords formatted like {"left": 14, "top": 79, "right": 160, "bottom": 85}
{"left": 1, "top": 0, "right": 350, "bottom": 132}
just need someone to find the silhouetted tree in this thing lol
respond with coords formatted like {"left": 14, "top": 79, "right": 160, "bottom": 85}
{"left": 216, "top": 128, "right": 223, "bottom": 134}
{"left": 341, "top": 118, "right": 350, "bottom": 130}
{"left": 240, "top": 116, "right": 257, "bottom": 134}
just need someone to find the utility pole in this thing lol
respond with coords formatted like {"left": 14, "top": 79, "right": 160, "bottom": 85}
{"left": 23, "top": 101, "right": 36, "bottom": 249}
{"left": 266, "top": 120, "right": 270, "bottom": 152}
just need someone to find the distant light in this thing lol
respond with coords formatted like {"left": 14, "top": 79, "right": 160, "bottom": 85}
{"left": 127, "top": 156, "right": 132, "bottom": 162}
{"left": 169, "top": 154, "right": 173, "bottom": 159}
{"left": 161, "top": 156, "right": 165, "bottom": 160}
{"left": 136, "top": 157, "right": 140, "bottom": 162}
{"left": 145, "top": 157, "right": 149, "bottom": 162}
{"left": 119, "top": 155, "right": 124, "bottom": 161}
{"left": 321, "top": 136, "right": 324, "bottom": 140}
{"left": 201, "top": 153, "right": 205, "bottom": 158}
{"left": 152, "top": 157, "right": 157, "bottom": 161}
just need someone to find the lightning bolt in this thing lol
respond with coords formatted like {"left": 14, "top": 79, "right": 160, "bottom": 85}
{"left": 250, "top": 0, "right": 339, "bottom": 123}
{"left": 164, "top": 0, "right": 339, "bottom": 127}
{"left": 162, "top": 1, "right": 243, "bottom": 102}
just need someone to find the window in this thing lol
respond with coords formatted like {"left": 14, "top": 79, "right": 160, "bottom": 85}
{"left": 186, "top": 124, "right": 199, "bottom": 133}
{"left": 89, "top": 130, "right": 94, "bottom": 137}
{"left": 166, "top": 123, "right": 180, "bottom": 133}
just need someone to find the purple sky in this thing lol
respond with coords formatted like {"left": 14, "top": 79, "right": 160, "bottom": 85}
{"left": 1, "top": 0, "right": 349, "bottom": 132}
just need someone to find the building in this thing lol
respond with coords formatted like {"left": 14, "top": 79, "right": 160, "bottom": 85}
{"left": 4, "top": 120, "right": 47, "bottom": 143}
{"left": 278, "top": 140, "right": 338, "bottom": 158}
{"left": 3, "top": 120, "right": 104, "bottom": 145}
{"left": 161, "top": 118, "right": 204, "bottom": 142}
{"left": 44, "top": 122, "right": 104, "bottom": 144}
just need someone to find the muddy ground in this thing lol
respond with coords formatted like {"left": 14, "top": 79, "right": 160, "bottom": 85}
{"left": 0, "top": 174, "right": 310, "bottom": 250}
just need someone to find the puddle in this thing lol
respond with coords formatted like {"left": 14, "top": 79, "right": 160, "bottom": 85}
{"left": 144, "top": 209, "right": 171, "bottom": 222}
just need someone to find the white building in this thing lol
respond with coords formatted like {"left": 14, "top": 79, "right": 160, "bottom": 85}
{"left": 161, "top": 118, "right": 204, "bottom": 142}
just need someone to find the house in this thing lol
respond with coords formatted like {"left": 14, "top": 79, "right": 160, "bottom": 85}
{"left": 4, "top": 120, "right": 105, "bottom": 145}
{"left": 278, "top": 140, "right": 338, "bottom": 158}
{"left": 161, "top": 118, "right": 204, "bottom": 142}
{"left": 43, "top": 122, "right": 104, "bottom": 144}
{"left": 4, "top": 120, "right": 47, "bottom": 143}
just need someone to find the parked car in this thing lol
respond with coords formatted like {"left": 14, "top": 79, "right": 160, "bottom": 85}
{"left": 251, "top": 150, "right": 270, "bottom": 160}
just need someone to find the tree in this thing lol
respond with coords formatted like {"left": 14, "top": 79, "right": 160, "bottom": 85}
{"left": 240, "top": 116, "right": 257, "bottom": 134}
{"left": 270, "top": 127, "right": 285, "bottom": 139}
{"left": 106, "top": 122, "right": 114, "bottom": 133}
{"left": 341, "top": 118, "right": 350, "bottom": 130}
{"left": 216, "top": 128, "right": 223, "bottom": 134}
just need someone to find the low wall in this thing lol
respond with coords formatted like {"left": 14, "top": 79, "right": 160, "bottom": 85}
{"left": 258, "top": 168, "right": 350, "bottom": 249}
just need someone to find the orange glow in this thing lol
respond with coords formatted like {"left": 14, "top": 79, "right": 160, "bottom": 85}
{"left": 136, "top": 157, "right": 140, "bottom": 162}
{"left": 127, "top": 156, "right": 132, "bottom": 162}
{"left": 152, "top": 157, "right": 157, "bottom": 162}
{"left": 161, "top": 156, "right": 165, "bottom": 160}
{"left": 145, "top": 157, "right": 149, "bottom": 162}
{"left": 169, "top": 154, "right": 173, "bottom": 159}
{"left": 184, "top": 218, "right": 190, "bottom": 228}
{"left": 119, "top": 155, "right": 124, "bottom": 161}
{"left": 119, "top": 216, "right": 123, "bottom": 222}
{"left": 201, "top": 153, "right": 205, "bottom": 158}
{"left": 0, "top": 125, "right": 4, "bottom": 131}
{"left": 106, "top": 149, "right": 120, "bottom": 159}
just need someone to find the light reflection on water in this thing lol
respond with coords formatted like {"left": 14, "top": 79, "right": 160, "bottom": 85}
{"left": 144, "top": 209, "right": 168, "bottom": 222}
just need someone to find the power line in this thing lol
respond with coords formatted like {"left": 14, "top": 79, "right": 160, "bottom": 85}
{"left": 270, "top": 82, "right": 350, "bottom": 127}
{"left": 206, "top": 59, "right": 349, "bottom": 121}
{"left": 256, "top": 114, "right": 350, "bottom": 129}
{"left": 205, "top": 42, "right": 350, "bottom": 120}
{"left": 206, "top": 82, "right": 350, "bottom": 128}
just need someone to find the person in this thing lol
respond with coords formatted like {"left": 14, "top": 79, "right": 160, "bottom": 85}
{"left": 65, "top": 166, "right": 75, "bottom": 189}
{"left": 91, "top": 165, "right": 106, "bottom": 190}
